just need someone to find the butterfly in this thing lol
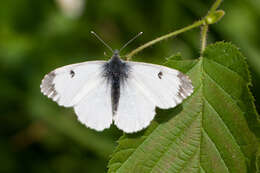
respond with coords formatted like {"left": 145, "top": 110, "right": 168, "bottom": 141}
{"left": 40, "top": 32, "right": 193, "bottom": 133}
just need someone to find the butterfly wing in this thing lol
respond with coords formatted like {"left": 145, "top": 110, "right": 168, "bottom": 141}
{"left": 114, "top": 62, "right": 193, "bottom": 133}
{"left": 41, "top": 61, "right": 106, "bottom": 107}
{"left": 73, "top": 81, "right": 113, "bottom": 131}
{"left": 41, "top": 61, "right": 113, "bottom": 131}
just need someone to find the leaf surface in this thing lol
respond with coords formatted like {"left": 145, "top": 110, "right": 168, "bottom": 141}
{"left": 108, "top": 42, "right": 259, "bottom": 173}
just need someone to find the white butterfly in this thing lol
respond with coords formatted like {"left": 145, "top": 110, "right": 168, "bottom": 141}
{"left": 40, "top": 32, "right": 193, "bottom": 133}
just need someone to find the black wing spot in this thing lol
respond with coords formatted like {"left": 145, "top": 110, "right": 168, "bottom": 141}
{"left": 158, "top": 71, "right": 163, "bottom": 79}
{"left": 70, "top": 70, "right": 75, "bottom": 78}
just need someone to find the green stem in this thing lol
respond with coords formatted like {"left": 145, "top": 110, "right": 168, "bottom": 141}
{"left": 126, "top": 19, "right": 205, "bottom": 60}
{"left": 209, "top": 0, "right": 222, "bottom": 14}
{"left": 200, "top": 0, "right": 222, "bottom": 54}
{"left": 200, "top": 24, "right": 208, "bottom": 55}
{"left": 126, "top": 0, "right": 223, "bottom": 60}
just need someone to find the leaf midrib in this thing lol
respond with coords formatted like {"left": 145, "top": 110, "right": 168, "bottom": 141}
{"left": 201, "top": 56, "right": 232, "bottom": 172}
{"left": 200, "top": 55, "right": 248, "bottom": 172}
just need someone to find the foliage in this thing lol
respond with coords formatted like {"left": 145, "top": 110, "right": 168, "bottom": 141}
{"left": 108, "top": 42, "right": 260, "bottom": 173}
{"left": 0, "top": 0, "right": 260, "bottom": 173}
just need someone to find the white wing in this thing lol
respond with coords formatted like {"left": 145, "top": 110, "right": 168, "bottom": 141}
{"left": 113, "top": 79, "right": 156, "bottom": 133}
{"left": 40, "top": 61, "right": 113, "bottom": 131}
{"left": 41, "top": 61, "right": 105, "bottom": 107}
{"left": 73, "top": 82, "right": 112, "bottom": 131}
{"left": 114, "top": 62, "right": 193, "bottom": 133}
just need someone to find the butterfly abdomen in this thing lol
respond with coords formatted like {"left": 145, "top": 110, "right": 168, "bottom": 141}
{"left": 102, "top": 55, "right": 130, "bottom": 115}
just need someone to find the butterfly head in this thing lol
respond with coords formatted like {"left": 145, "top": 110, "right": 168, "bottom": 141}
{"left": 111, "top": 49, "right": 121, "bottom": 61}
{"left": 114, "top": 49, "right": 119, "bottom": 56}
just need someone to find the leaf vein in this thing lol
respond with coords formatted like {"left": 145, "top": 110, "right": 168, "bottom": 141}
{"left": 202, "top": 128, "right": 230, "bottom": 172}
{"left": 178, "top": 145, "right": 199, "bottom": 173}
{"left": 206, "top": 58, "right": 246, "bottom": 82}
{"left": 200, "top": 166, "right": 206, "bottom": 173}
{"left": 150, "top": 112, "right": 200, "bottom": 172}
{"left": 203, "top": 97, "right": 246, "bottom": 159}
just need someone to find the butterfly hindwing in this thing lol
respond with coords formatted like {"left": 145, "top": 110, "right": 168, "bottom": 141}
{"left": 74, "top": 81, "right": 113, "bottom": 131}
{"left": 113, "top": 76, "right": 156, "bottom": 133}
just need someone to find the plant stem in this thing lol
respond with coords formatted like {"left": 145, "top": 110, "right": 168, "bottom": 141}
{"left": 200, "top": 24, "right": 208, "bottom": 55}
{"left": 126, "top": 19, "right": 205, "bottom": 60}
{"left": 126, "top": 0, "right": 223, "bottom": 60}
{"left": 209, "top": 0, "right": 223, "bottom": 14}
{"left": 200, "top": 0, "right": 222, "bottom": 54}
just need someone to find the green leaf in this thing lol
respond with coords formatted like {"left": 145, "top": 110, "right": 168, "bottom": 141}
{"left": 108, "top": 42, "right": 260, "bottom": 173}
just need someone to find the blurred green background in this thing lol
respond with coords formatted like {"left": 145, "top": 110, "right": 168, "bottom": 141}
{"left": 0, "top": 0, "right": 259, "bottom": 172}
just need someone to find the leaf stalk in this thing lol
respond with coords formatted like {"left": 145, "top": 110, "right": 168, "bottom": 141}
{"left": 200, "top": 24, "right": 208, "bottom": 55}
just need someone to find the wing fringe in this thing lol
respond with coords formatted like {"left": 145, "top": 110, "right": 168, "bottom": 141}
{"left": 177, "top": 72, "right": 193, "bottom": 101}
{"left": 40, "top": 71, "right": 59, "bottom": 100}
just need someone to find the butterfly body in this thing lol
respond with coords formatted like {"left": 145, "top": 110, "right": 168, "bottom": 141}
{"left": 102, "top": 50, "right": 130, "bottom": 115}
{"left": 41, "top": 51, "right": 193, "bottom": 133}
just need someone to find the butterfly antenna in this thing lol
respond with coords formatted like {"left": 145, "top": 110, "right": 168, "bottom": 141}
{"left": 91, "top": 31, "right": 113, "bottom": 53}
{"left": 119, "top": 32, "right": 143, "bottom": 53}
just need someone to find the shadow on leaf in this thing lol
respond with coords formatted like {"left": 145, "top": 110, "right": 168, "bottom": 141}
{"left": 154, "top": 104, "right": 183, "bottom": 124}
{"left": 125, "top": 104, "right": 183, "bottom": 139}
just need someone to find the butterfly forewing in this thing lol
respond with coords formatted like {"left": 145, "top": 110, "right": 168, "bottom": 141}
{"left": 41, "top": 61, "right": 106, "bottom": 107}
